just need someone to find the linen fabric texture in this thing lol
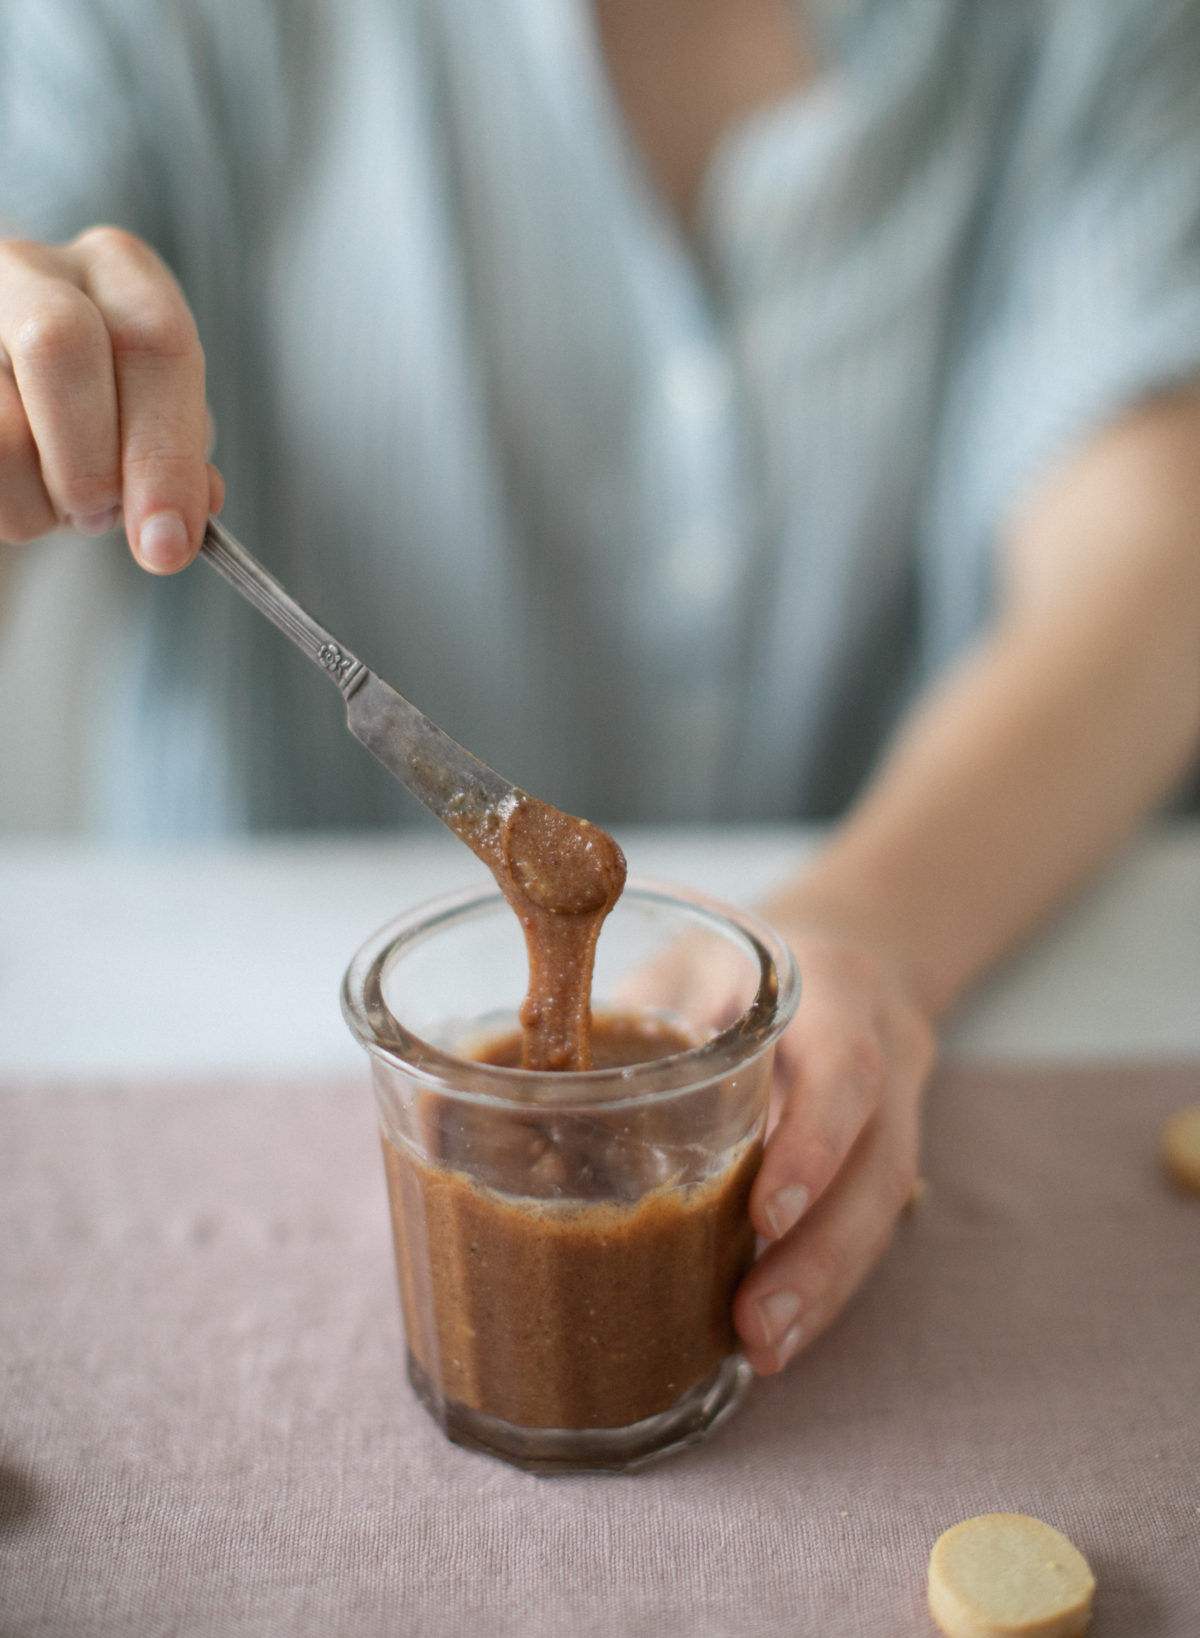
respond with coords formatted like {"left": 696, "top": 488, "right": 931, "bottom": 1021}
{"left": 1, "top": 1061, "right": 1198, "bottom": 1636}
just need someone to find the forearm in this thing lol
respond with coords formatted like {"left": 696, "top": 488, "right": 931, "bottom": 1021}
{"left": 736, "top": 394, "right": 1200, "bottom": 1372}
{"left": 770, "top": 392, "right": 1200, "bottom": 1021}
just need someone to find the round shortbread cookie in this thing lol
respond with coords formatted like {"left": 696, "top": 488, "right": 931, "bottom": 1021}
{"left": 927, "top": 1513, "right": 1095, "bottom": 1638}
{"left": 1162, "top": 1104, "right": 1200, "bottom": 1194}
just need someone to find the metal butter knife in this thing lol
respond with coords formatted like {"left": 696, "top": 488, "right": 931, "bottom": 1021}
{"left": 199, "top": 517, "right": 515, "bottom": 825}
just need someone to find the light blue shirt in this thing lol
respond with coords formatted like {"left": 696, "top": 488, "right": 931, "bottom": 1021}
{"left": 3, "top": 0, "right": 1199, "bottom": 832}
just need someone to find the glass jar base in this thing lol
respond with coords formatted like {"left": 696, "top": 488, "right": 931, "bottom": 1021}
{"left": 406, "top": 1350, "right": 753, "bottom": 1475}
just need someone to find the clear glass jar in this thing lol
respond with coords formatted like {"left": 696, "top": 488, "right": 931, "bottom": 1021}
{"left": 342, "top": 878, "right": 799, "bottom": 1473}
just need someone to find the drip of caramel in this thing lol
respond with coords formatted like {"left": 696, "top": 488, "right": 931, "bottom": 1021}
{"left": 450, "top": 794, "right": 626, "bottom": 1070}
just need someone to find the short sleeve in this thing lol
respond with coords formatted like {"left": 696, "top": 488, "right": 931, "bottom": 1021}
{"left": 920, "top": 0, "right": 1200, "bottom": 670}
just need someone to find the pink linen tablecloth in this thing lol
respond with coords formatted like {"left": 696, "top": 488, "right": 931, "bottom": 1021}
{"left": 1, "top": 1061, "right": 1198, "bottom": 1638}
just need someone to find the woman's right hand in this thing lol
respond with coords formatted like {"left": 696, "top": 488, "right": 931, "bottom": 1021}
{"left": 0, "top": 226, "right": 223, "bottom": 570}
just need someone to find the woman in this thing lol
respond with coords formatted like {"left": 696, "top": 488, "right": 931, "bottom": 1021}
{"left": 2, "top": 0, "right": 1199, "bottom": 1372}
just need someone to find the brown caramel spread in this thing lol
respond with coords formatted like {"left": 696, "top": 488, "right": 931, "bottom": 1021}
{"left": 383, "top": 1013, "right": 760, "bottom": 1430}
{"left": 380, "top": 798, "right": 760, "bottom": 1438}
{"left": 449, "top": 793, "right": 626, "bottom": 1070}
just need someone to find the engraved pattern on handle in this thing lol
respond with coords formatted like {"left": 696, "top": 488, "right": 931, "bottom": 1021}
{"left": 200, "top": 519, "right": 367, "bottom": 697}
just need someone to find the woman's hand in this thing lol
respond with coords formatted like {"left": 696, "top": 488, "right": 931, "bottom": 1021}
{"left": 0, "top": 227, "right": 222, "bottom": 568}
{"left": 732, "top": 909, "right": 936, "bottom": 1374}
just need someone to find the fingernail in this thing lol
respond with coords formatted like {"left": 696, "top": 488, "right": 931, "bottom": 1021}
{"left": 70, "top": 507, "right": 121, "bottom": 538}
{"left": 763, "top": 1183, "right": 810, "bottom": 1239}
{"left": 138, "top": 510, "right": 191, "bottom": 572}
{"left": 755, "top": 1287, "right": 802, "bottom": 1344}
{"left": 776, "top": 1320, "right": 805, "bottom": 1364}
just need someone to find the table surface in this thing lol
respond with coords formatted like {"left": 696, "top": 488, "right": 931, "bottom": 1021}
{"left": 3, "top": 1059, "right": 1199, "bottom": 1638}
{"left": 2, "top": 823, "right": 1199, "bottom": 1638}
{"left": 3, "top": 820, "right": 1200, "bottom": 1077}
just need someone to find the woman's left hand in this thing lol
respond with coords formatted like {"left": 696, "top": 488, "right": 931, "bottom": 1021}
{"left": 732, "top": 911, "right": 937, "bottom": 1373}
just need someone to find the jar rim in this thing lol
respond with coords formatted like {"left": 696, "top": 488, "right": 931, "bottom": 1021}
{"left": 340, "top": 876, "right": 800, "bottom": 1110}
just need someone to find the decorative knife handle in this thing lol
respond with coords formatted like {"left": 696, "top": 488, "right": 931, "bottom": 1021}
{"left": 200, "top": 518, "right": 368, "bottom": 698}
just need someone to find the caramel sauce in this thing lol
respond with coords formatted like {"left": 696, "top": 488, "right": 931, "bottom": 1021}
{"left": 449, "top": 793, "right": 626, "bottom": 1071}
{"left": 379, "top": 804, "right": 761, "bottom": 1437}
{"left": 383, "top": 1014, "right": 762, "bottom": 1430}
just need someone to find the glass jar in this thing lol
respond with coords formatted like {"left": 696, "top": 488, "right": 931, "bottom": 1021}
{"left": 342, "top": 877, "right": 799, "bottom": 1473}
